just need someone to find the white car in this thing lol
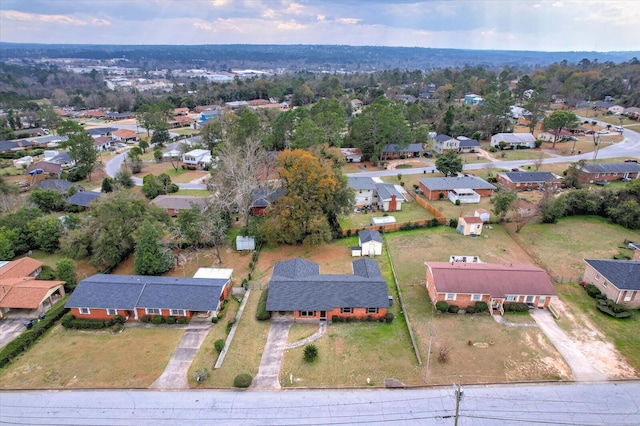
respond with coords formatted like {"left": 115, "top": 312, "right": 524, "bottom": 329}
{"left": 597, "top": 130, "right": 609, "bottom": 134}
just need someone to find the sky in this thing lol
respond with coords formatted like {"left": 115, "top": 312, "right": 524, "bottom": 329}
{"left": 0, "top": 0, "right": 638, "bottom": 52}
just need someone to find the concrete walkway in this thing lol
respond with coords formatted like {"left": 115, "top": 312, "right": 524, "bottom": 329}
{"left": 492, "top": 314, "right": 540, "bottom": 327}
{"left": 150, "top": 319, "right": 212, "bottom": 389}
{"left": 250, "top": 314, "right": 293, "bottom": 390}
{"left": 285, "top": 321, "right": 327, "bottom": 349}
{"left": 214, "top": 291, "right": 251, "bottom": 369}
{"left": 531, "top": 309, "right": 607, "bottom": 382}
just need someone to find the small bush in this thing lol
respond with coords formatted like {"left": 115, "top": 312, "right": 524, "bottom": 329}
{"left": 177, "top": 317, "right": 187, "bottom": 324}
{"left": 151, "top": 316, "right": 164, "bottom": 324}
{"left": 474, "top": 301, "right": 488, "bottom": 312}
{"left": 211, "top": 316, "right": 218, "bottom": 324}
{"left": 256, "top": 289, "right": 271, "bottom": 321}
{"left": 165, "top": 316, "right": 176, "bottom": 325}
{"left": 503, "top": 302, "right": 529, "bottom": 312}
{"left": 448, "top": 304, "right": 460, "bottom": 314}
{"left": 226, "top": 319, "right": 235, "bottom": 334}
{"left": 304, "top": 344, "right": 318, "bottom": 363}
{"left": 214, "top": 339, "right": 225, "bottom": 352}
{"left": 113, "top": 315, "right": 124, "bottom": 324}
{"left": 435, "top": 301, "right": 449, "bottom": 313}
{"left": 140, "top": 315, "right": 150, "bottom": 323}
{"left": 584, "top": 284, "right": 602, "bottom": 298}
{"left": 194, "top": 368, "right": 210, "bottom": 383}
{"left": 438, "top": 346, "right": 451, "bottom": 363}
{"left": 233, "top": 373, "right": 253, "bottom": 388}
{"left": 465, "top": 306, "right": 476, "bottom": 314}
{"left": 385, "top": 312, "right": 394, "bottom": 323}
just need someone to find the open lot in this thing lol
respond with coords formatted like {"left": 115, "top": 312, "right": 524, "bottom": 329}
{"left": 0, "top": 326, "right": 184, "bottom": 388}
{"left": 339, "top": 198, "right": 435, "bottom": 229}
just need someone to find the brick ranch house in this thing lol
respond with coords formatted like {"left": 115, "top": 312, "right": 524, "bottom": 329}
{"left": 425, "top": 262, "right": 556, "bottom": 315}
{"left": 266, "top": 258, "right": 390, "bottom": 322}
{"left": 496, "top": 171, "right": 562, "bottom": 191}
{"left": 578, "top": 162, "right": 640, "bottom": 184}
{"left": 582, "top": 259, "right": 640, "bottom": 308}
{"left": 418, "top": 176, "right": 496, "bottom": 201}
{"left": 65, "top": 273, "right": 231, "bottom": 321}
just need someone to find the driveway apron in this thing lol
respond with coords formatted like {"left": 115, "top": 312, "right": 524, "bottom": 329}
{"left": 251, "top": 316, "right": 293, "bottom": 390}
{"left": 531, "top": 309, "right": 607, "bottom": 381}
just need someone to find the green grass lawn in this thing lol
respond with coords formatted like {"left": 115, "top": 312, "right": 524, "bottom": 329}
{"left": 339, "top": 199, "right": 435, "bottom": 229}
{"left": 174, "top": 189, "right": 211, "bottom": 196}
{"left": 625, "top": 124, "right": 640, "bottom": 134}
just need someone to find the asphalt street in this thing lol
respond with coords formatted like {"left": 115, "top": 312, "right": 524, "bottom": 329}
{"left": 2, "top": 382, "right": 639, "bottom": 425}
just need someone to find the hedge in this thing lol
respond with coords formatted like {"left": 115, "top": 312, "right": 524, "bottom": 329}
{"left": 474, "top": 301, "right": 489, "bottom": 312}
{"left": 61, "top": 313, "right": 114, "bottom": 329}
{"left": 584, "top": 284, "right": 602, "bottom": 298}
{"left": 503, "top": 302, "right": 529, "bottom": 312}
{"left": 435, "top": 301, "right": 449, "bottom": 313}
{"left": 596, "top": 299, "right": 633, "bottom": 319}
{"left": 256, "top": 289, "right": 271, "bottom": 321}
{"left": 448, "top": 304, "right": 460, "bottom": 314}
{"left": 0, "top": 298, "right": 69, "bottom": 369}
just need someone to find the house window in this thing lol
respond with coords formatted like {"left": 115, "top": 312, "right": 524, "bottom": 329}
{"left": 595, "top": 273, "right": 601, "bottom": 280}
{"left": 623, "top": 292, "right": 632, "bottom": 302}
{"left": 106, "top": 309, "right": 117, "bottom": 316}
{"left": 79, "top": 307, "right": 91, "bottom": 315}
{"left": 506, "top": 295, "right": 518, "bottom": 302}
{"left": 603, "top": 281, "right": 608, "bottom": 288}
{"left": 299, "top": 311, "right": 316, "bottom": 317}
{"left": 445, "top": 293, "right": 456, "bottom": 301}
{"left": 525, "top": 296, "right": 535, "bottom": 303}
{"left": 170, "top": 309, "right": 185, "bottom": 316}
{"left": 366, "top": 308, "right": 379, "bottom": 314}
{"left": 146, "top": 308, "right": 161, "bottom": 315}
{"left": 341, "top": 307, "right": 353, "bottom": 314}
{"left": 471, "top": 294, "right": 482, "bottom": 301}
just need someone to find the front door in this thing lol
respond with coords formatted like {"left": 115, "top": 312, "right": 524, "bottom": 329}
{"left": 320, "top": 311, "right": 326, "bottom": 321}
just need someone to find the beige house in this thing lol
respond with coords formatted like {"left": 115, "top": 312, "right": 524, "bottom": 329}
{"left": 583, "top": 259, "right": 640, "bottom": 308}
{"left": 457, "top": 216, "right": 483, "bottom": 236}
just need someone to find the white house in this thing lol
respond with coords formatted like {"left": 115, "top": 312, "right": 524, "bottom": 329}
{"left": 490, "top": 133, "right": 537, "bottom": 149}
{"left": 608, "top": 105, "right": 625, "bottom": 115}
{"left": 354, "top": 229, "right": 383, "bottom": 257}
{"left": 341, "top": 147, "right": 362, "bottom": 163}
{"left": 433, "top": 134, "right": 459, "bottom": 153}
{"left": 348, "top": 177, "right": 377, "bottom": 208}
{"left": 474, "top": 208, "right": 491, "bottom": 223}
{"left": 182, "top": 149, "right": 211, "bottom": 167}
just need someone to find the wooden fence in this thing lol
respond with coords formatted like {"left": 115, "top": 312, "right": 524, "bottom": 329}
{"left": 414, "top": 196, "right": 447, "bottom": 224}
{"left": 341, "top": 218, "right": 443, "bottom": 237}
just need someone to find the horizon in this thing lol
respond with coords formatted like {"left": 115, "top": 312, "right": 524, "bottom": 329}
{"left": 1, "top": 1, "right": 638, "bottom": 52}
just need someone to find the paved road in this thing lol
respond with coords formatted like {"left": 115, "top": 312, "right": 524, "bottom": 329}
{"left": 149, "top": 321, "right": 212, "bottom": 390}
{"left": 251, "top": 314, "right": 293, "bottom": 390}
{"left": 2, "top": 382, "right": 639, "bottom": 425}
{"left": 531, "top": 309, "right": 607, "bottom": 382}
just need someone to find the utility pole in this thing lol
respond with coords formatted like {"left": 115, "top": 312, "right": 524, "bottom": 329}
{"left": 454, "top": 375, "right": 463, "bottom": 426}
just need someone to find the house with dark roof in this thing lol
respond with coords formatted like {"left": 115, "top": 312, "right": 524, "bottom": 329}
{"left": 249, "top": 188, "right": 285, "bottom": 216}
{"left": 0, "top": 139, "right": 33, "bottom": 153}
{"left": 27, "top": 161, "right": 62, "bottom": 178}
{"left": 0, "top": 258, "right": 65, "bottom": 319}
{"left": 578, "top": 162, "right": 640, "bottom": 184}
{"left": 341, "top": 147, "right": 362, "bottom": 163}
{"left": 47, "top": 152, "right": 76, "bottom": 168}
{"left": 352, "top": 229, "right": 383, "bottom": 257}
{"left": 266, "top": 258, "right": 390, "bottom": 322}
{"left": 375, "top": 183, "right": 404, "bottom": 212}
{"left": 418, "top": 176, "right": 496, "bottom": 200}
{"left": 497, "top": 171, "right": 562, "bottom": 191}
{"left": 65, "top": 191, "right": 103, "bottom": 207}
{"left": 86, "top": 127, "right": 118, "bottom": 138}
{"left": 457, "top": 137, "right": 481, "bottom": 153}
{"left": 151, "top": 195, "right": 208, "bottom": 216}
{"left": 105, "top": 112, "right": 134, "bottom": 121}
{"left": 425, "top": 262, "right": 556, "bottom": 315}
{"left": 348, "top": 176, "right": 377, "bottom": 208}
{"left": 433, "top": 134, "right": 458, "bottom": 153}
{"left": 381, "top": 143, "right": 424, "bottom": 159}
{"left": 583, "top": 260, "right": 640, "bottom": 308}
{"left": 65, "top": 273, "right": 231, "bottom": 322}
{"left": 36, "top": 179, "right": 84, "bottom": 195}
{"left": 347, "top": 177, "right": 407, "bottom": 212}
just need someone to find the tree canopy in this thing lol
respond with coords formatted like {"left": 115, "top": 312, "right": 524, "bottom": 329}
{"left": 133, "top": 220, "right": 174, "bottom": 275}
{"left": 435, "top": 150, "right": 464, "bottom": 177}
{"left": 542, "top": 110, "right": 580, "bottom": 147}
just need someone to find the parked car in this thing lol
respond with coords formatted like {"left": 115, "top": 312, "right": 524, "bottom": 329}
{"left": 597, "top": 130, "right": 609, "bottom": 134}
{"left": 624, "top": 159, "right": 638, "bottom": 163}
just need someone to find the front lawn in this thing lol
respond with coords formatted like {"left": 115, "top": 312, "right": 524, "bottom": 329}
{"left": 339, "top": 198, "right": 435, "bottom": 229}
{"left": 0, "top": 326, "right": 184, "bottom": 388}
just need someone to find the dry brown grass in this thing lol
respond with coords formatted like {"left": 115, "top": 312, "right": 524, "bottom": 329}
{"left": 0, "top": 326, "right": 184, "bottom": 389}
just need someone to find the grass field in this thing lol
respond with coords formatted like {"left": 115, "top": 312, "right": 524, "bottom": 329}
{"left": 626, "top": 124, "right": 640, "bottom": 133}
{"left": 0, "top": 326, "right": 183, "bottom": 388}
{"left": 339, "top": 198, "right": 435, "bottom": 229}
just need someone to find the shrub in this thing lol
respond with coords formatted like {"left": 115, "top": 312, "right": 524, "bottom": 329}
{"left": 503, "top": 302, "right": 529, "bottom": 312}
{"left": 385, "top": 312, "right": 394, "bottom": 323}
{"left": 474, "top": 301, "right": 489, "bottom": 312}
{"left": 438, "top": 346, "right": 451, "bottom": 363}
{"left": 248, "top": 262, "right": 254, "bottom": 269}
{"left": 214, "top": 339, "right": 225, "bottom": 352}
{"left": 303, "top": 344, "right": 318, "bottom": 363}
{"left": 151, "top": 316, "right": 164, "bottom": 324}
{"left": 177, "top": 317, "right": 187, "bottom": 324}
{"left": 448, "top": 304, "right": 460, "bottom": 314}
{"left": 211, "top": 316, "right": 218, "bottom": 324}
{"left": 465, "top": 306, "right": 476, "bottom": 314}
{"left": 449, "top": 218, "right": 458, "bottom": 228}
{"left": 584, "top": 284, "right": 602, "bottom": 298}
{"left": 435, "top": 301, "right": 449, "bottom": 313}
{"left": 62, "top": 317, "right": 113, "bottom": 330}
{"left": 140, "top": 315, "right": 150, "bottom": 323}
{"left": 256, "top": 289, "right": 271, "bottom": 321}
{"left": 113, "top": 315, "right": 124, "bottom": 324}
{"left": 455, "top": 199, "right": 461, "bottom": 206}
{"left": 194, "top": 368, "right": 210, "bottom": 383}
{"left": 165, "top": 316, "right": 176, "bottom": 325}
{"left": 233, "top": 373, "right": 253, "bottom": 388}
{"left": 226, "top": 319, "right": 235, "bottom": 334}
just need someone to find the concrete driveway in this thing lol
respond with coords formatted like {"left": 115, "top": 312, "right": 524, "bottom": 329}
{"left": 251, "top": 314, "right": 293, "bottom": 390}
{"left": 531, "top": 309, "right": 607, "bottom": 381}
{"left": 0, "top": 318, "right": 27, "bottom": 349}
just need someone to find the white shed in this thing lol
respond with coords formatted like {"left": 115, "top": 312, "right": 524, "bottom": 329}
{"left": 357, "top": 229, "right": 383, "bottom": 256}
{"left": 193, "top": 268, "right": 233, "bottom": 280}
{"left": 236, "top": 236, "right": 255, "bottom": 251}
{"left": 474, "top": 208, "right": 491, "bottom": 223}
{"left": 371, "top": 216, "right": 396, "bottom": 226}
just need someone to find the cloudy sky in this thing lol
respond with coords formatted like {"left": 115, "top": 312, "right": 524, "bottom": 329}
{"left": 0, "top": 0, "right": 638, "bottom": 52}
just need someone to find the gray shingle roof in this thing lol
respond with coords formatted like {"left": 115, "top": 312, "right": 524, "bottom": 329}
{"left": 381, "top": 143, "right": 424, "bottom": 154}
{"left": 348, "top": 176, "right": 377, "bottom": 190}
{"left": 266, "top": 258, "right": 388, "bottom": 311}
{"left": 151, "top": 195, "right": 208, "bottom": 211}
{"left": 66, "top": 274, "right": 229, "bottom": 311}
{"left": 65, "top": 191, "right": 103, "bottom": 207}
{"left": 375, "top": 183, "right": 403, "bottom": 201}
{"left": 584, "top": 259, "right": 640, "bottom": 291}
{"left": 358, "top": 229, "right": 382, "bottom": 244}
{"left": 36, "top": 179, "right": 84, "bottom": 193}
{"left": 580, "top": 162, "right": 640, "bottom": 174}
{"left": 434, "top": 134, "right": 454, "bottom": 142}
{"left": 250, "top": 188, "right": 285, "bottom": 208}
{"left": 458, "top": 139, "right": 480, "bottom": 148}
{"left": 418, "top": 176, "right": 496, "bottom": 191}
{"left": 500, "top": 172, "right": 559, "bottom": 183}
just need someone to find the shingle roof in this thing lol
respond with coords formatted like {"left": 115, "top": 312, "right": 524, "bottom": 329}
{"left": 492, "top": 133, "right": 536, "bottom": 143}
{"left": 151, "top": 195, "right": 208, "bottom": 211}
{"left": 47, "top": 152, "right": 74, "bottom": 165}
{"left": 358, "top": 229, "right": 382, "bottom": 244}
{"left": 580, "top": 162, "right": 640, "bottom": 174}
{"left": 66, "top": 274, "right": 229, "bottom": 311}
{"left": 426, "top": 262, "right": 556, "bottom": 298}
{"left": 584, "top": 259, "right": 640, "bottom": 291}
{"left": 266, "top": 258, "right": 388, "bottom": 311}
{"left": 65, "top": 191, "right": 103, "bottom": 207}
{"left": 434, "top": 134, "right": 454, "bottom": 142}
{"left": 375, "top": 183, "right": 403, "bottom": 201}
{"left": 348, "top": 176, "right": 377, "bottom": 190}
{"left": 0, "top": 140, "right": 32, "bottom": 152}
{"left": 419, "top": 176, "right": 496, "bottom": 191}
{"left": 36, "top": 179, "right": 84, "bottom": 193}
{"left": 499, "top": 172, "right": 559, "bottom": 183}
{"left": 458, "top": 139, "right": 480, "bottom": 148}
{"left": 250, "top": 188, "right": 285, "bottom": 208}
{"left": 86, "top": 127, "right": 118, "bottom": 136}
{"left": 381, "top": 143, "right": 424, "bottom": 154}
{"left": 272, "top": 258, "right": 320, "bottom": 279}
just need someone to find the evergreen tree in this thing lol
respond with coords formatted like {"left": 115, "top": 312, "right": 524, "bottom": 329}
{"left": 133, "top": 220, "right": 174, "bottom": 275}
